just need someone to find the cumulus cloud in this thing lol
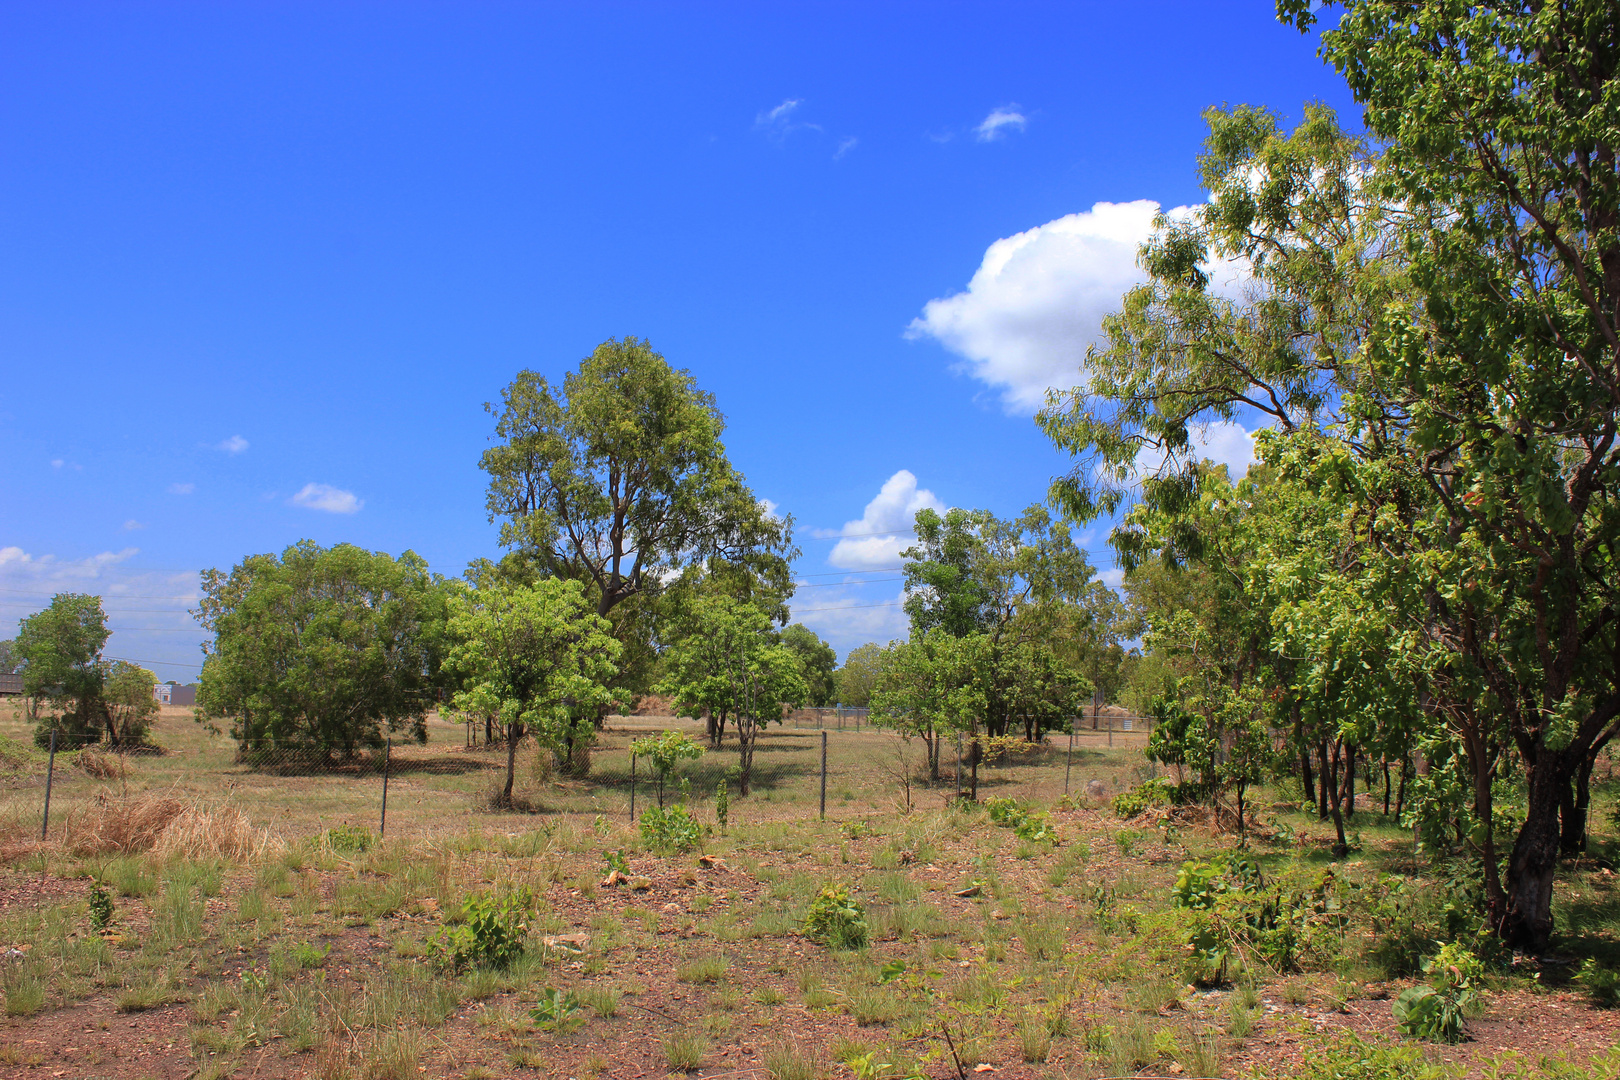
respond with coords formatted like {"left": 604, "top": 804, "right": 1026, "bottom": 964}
{"left": 907, "top": 199, "right": 1250, "bottom": 414}
{"left": 290, "top": 483, "right": 362, "bottom": 514}
{"left": 216, "top": 435, "right": 249, "bottom": 454}
{"left": 824, "top": 470, "right": 945, "bottom": 571}
{"left": 976, "top": 105, "right": 1027, "bottom": 141}
{"left": 168, "top": 482, "right": 195, "bottom": 495}
{"left": 790, "top": 587, "right": 909, "bottom": 657}
{"left": 907, "top": 200, "right": 1165, "bottom": 412}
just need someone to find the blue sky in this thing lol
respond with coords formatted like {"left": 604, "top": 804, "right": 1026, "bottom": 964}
{"left": 0, "top": 2, "right": 1357, "bottom": 677}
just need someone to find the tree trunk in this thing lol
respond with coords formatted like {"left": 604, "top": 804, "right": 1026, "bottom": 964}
{"left": 1502, "top": 754, "right": 1574, "bottom": 951}
{"left": 502, "top": 721, "right": 519, "bottom": 808}
{"left": 1300, "top": 745, "right": 1316, "bottom": 805}
{"left": 926, "top": 725, "right": 940, "bottom": 782}
{"left": 1326, "top": 742, "right": 1348, "bottom": 857}
{"left": 1561, "top": 753, "right": 1596, "bottom": 855}
{"left": 738, "top": 717, "right": 755, "bottom": 797}
{"left": 1317, "top": 741, "right": 1330, "bottom": 820}
{"left": 1383, "top": 758, "right": 1392, "bottom": 816}
{"left": 1342, "top": 742, "right": 1356, "bottom": 821}
{"left": 1395, "top": 754, "right": 1409, "bottom": 821}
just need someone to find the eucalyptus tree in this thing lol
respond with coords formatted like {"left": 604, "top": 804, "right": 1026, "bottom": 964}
{"left": 833, "top": 642, "right": 891, "bottom": 708}
{"left": 1273, "top": 0, "right": 1620, "bottom": 949}
{"left": 480, "top": 337, "right": 797, "bottom": 701}
{"left": 444, "top": 575, "right": 623, "bottom": 807}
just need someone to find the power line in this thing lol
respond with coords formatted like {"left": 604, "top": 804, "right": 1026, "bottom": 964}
{"left": 790, "top": 600, "right": 905, "bottom": 612}
{"left": 794, "top": 567, "right": 902, "bottom": 578}
{"left": 792, "top": 577, "right": 903, "bottom": 589}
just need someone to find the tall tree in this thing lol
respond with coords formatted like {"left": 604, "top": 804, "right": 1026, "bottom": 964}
{"left": 195, "top": 542, "right": 451, "bottom": 756}
{"left": 444, "top": 576, "right": 623, "bottom": 808}
{"left": 0, "top": 639, "right": 19, "bottom": 675}
{"left": 658, "top": 595, "right": 805, "bottom": 795}
{"left": 1273, "top": 0, "right": 1620, "bottom": 949}
{"left": 16, "top": 594, "right": 110, "bottom": 747}
{"left": 103, "top": 661, "right": 161, "bottom": 748}
{"left": 781, "top": 624, "right": 837, "bottom": 707}
{"left": 834, "top": 642, "right": 892, "bottom": 707}
{"left": 480, "top": 337, "right": 796, "bottom": 637}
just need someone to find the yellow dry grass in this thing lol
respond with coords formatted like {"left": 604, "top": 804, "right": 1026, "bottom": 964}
{"left": 57, "top": 793, "right": 281, "bottom": 860}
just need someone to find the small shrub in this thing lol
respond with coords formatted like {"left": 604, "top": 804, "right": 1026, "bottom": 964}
{"left": 87, "top": 882, "right": 113, "bottom": 932}
{"left": 1171, "top": 854, "right": 1263, "bottom": 910}
{"left": 322, "top": 824, "right": 373, "bottom": 854}
{"left": 433, "top": 889, "right": 531, "bottom": 971}
{"left": 1578, "top": 959, "right": 1620, "bottom": 1008}
{"left": 1111, "top": 777, "right": 1172, "bottom": 819}
{"left": 640, "top": 805, "right": 706, "bottom": 854}
{"left": 529, "top": 987, "right": 584, "bottom": 1031}
{"left": 715, "top": 780, "right": 730, "bottom": 835}
{"left": 804, "top": 883, "right": 868, "bottom": 949}
{"left": 983, "top": 797, "right": 1059, "bottom": 842}
{"left": 1392, "top": 942, "right": 1481, "bottom": 1043}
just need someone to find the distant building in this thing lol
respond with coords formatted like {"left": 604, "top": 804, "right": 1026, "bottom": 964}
{"left": 0, "top": 673, "right": 21, "bottom": 696}
{"left": 152, "top": 681, "right": 197, "bottom": 707}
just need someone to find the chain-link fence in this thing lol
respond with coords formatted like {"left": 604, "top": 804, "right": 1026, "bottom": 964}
{"left": 0, "top": 707, "right": 1162, "bottom": 851}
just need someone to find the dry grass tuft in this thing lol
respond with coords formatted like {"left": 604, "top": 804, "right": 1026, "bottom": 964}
{"left": 76, "top": 749, "right": 128, "bottom": 781}
{"left": 60, "top": 794, "right": 282, "bottom": 859}
{"left": 63, "top": 794, "right": 185, "bottom": 855}
{"left": 152, "top": 801, "right": 283, "bottom": 860}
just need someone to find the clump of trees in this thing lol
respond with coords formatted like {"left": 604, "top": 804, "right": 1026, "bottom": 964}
{"left": 13, "top": 594, "right": 159, "bottom": 749}
{"left": 195, "top": 542, "right": 452, "bottom": 757}
{"left": 1039, "top": 0, "right": 1620, "bottom": 950}
{"left": 867, "top": 503, "right": 1129, "bottom": 797}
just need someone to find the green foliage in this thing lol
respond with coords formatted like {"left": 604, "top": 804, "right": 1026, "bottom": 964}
{"left": 714, "top": 780, "right": 730, "bottom": 834}
{"left": 322, "top": 824, "right": 374, "bottom": 854}
{"left": 1111, "top": 778, "right": 1171, "bottom": 819}
{"left": 804, "top": 883, "right": 868, "bottom": 950}
{"left": 834, "top": 643, "right": 891, "bottom": 708}
{"left": 983, "top": 798, "right": 1059, "bottom": 843}
{"left": 631, "top": 731, "right": 705, "bottom": 807}
{"left": 446, "top": 574, "right": 623, "bottom": 798}
{"left": 529, "top": 988, "right": 583, "bottom": 1030}
{"left": 781, "top": 624, "right": 837, "bottom": 707}
{"left": 603, "top": 849, "right": 630, "bottom": 875}
{"left": 1283, "top": 1033, "right": 1452, "bottom": 1080}
{"left": 1578, "top": 959, "right": 1620, "bottom": 1009}
{"left": 434, "top": 889, "right": 532, "bottom": 971}
{"left": 196, "top": 542, "right": 450, "bottom": 754}
{"left": 17, "top": 593, "right": 112, "bottom": 748}
{"left": 87, "top": 882, "right": 112, "bottom": 932}
{"left": 480, "top": 337, "right": 794, "bottom": 697}
{"left": 639, "top": 805, "right": 706, "bottom": 854}
{"left": 1392, "top": 942, "right": 1481, "bottom": 1043}
{"left": 1171, "top": 854, "right": 1263, "bottom": 910}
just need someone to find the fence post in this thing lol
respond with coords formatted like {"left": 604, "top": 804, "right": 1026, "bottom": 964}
{"left": 41, "top": 730, "right": 57, "bottom": 841}
{"left": 379, "top": 738, "right": 391, "bottom": 838}
{"left": 629, "top": 753, "right": 637, "bottom": 822}
{"left": 819, "top": 731, "right": 827, "bottom": 821}
{"left": 1065, "top": 715, "right": 1075, "bottom": 794}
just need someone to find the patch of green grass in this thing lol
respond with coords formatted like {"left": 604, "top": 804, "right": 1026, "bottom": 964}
{"left": 573, "top": 985, "right": 621, "bottom": 1017}
{"left": 762, "top": 1042, "right": 819, "bottom": 1080}
{"left": 664, "top": 1030, "right": 707, "bottom": 1072}
{"left": 675, "top": 955, "right": 728, "bottom": 984}
{"left": 116, "top": 975, "right": 180, "bottom": 1012}
{"left": 847, "top": 985, "right": 907, "bottom": 1026}
{"left": 2, "top": 974, "right": 45, "bottom": 1017}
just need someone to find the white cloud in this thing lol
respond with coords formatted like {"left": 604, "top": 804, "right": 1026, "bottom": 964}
{"left": 834, "top": 136, "right": 858, "bottom": 160}
{"left": 50, "top": 459, "right": 63, "bottom": 469}
{"left": 976, "top": 105, "right": 1027, "bottom": 141}
{"left": 825, "top": 470, "right": 945, "bottom": 571}
{"left": 290, "top": 483, "right": 362, "bottom": 514}
{"left": 216, "top": 435, "right": 249, "bottom": 454}
{"left": 756, "top": 99, "right": 820, "bottom": 141}
{"left": 907, "top": 200, "right": 1249, "bottom": 414}
{"left": 168, "top": 482, "right": 195, "bottom": 495}
{"left": 907, "top": 200, "right": 1167, "bottom": 412}
{"left": 122, "top": 520, "right": 145, "bottom": 531}
{"left": 1097, "top": 567, "right": 1125, "bottom": 590}
{"left": 790, "top": 587, "right": 909, "bottom": 658}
